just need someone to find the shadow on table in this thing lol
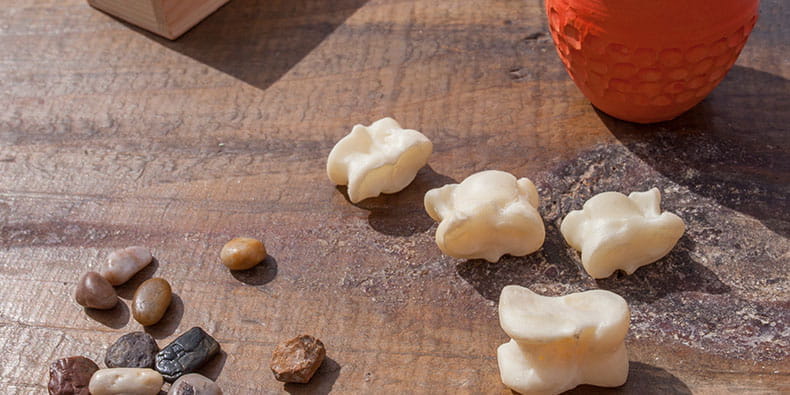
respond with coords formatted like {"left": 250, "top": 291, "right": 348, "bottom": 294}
{"left": 197, "top": 350, "right": 228, "bottom": 381}
{"left": 595, "top": 235, "right": 731, "bottom": 304}
{"left": 129, "top": 0, "right": 369, "bottom": 90}
{"left": 284, "top": 357, "right": 341, "bottom": 395}
{"left": 144, "top": 293, "right": 184, "bottom": 339}
{"left": 455, "top": 220, "right": 590, "bottom": 302}
{"left": 600, "top": 66, "right": 789, "bottom": 237}
{"left": 230, "top": 255, "right": 278, "bottom": 286}
{"left": 565, "top": 362, "right": 691, "bottom": 395}
{"left": 85, "top": 300, "right": 130, "bottom": 329}
{"left": 116, "top": 257, "right": 159, "bottom": 300}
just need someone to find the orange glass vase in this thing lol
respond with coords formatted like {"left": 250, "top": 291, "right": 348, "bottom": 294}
{"left": 546, "top": 0, "right": 759, "bottom": 123}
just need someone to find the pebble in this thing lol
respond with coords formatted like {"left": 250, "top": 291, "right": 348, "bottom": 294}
{"left": 105, "top": 332, "right": 159, "bottom": 369}
{"left": 220, "top": 237, "right": 267, "bottom": 270}
{"left": 101, "top": 246, "right": 153, "bottom": 285}
{"left": 156, "top": 327, "right": 221, "bottom": 382}
{"left": 168, "top": 373, "right": 223, "bottom": 395}
{"left": 74, "top": 272, "right": 117, "bottom": 310}
{"left": 89, "top": 368, "right": 163, "bottom": 395}
{"left": 48, "top": 356, "right": 99, "bottom": 395}
{"left": 270, "top": 334, "right": 326, "bottom": 383}
{"left": 132, "top": 277, "right": 172, "bottom": 326}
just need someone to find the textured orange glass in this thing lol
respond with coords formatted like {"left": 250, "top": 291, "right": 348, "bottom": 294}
{"left": 546, "top": 0, "right": 759, "bottom": 123}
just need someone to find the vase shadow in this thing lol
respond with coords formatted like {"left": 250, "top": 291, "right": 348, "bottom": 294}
{"left": 124, "top": 0, "right": 370, "bottom": 90}
{"left": 599, "top": 66, "right": 789, "bottom": 237}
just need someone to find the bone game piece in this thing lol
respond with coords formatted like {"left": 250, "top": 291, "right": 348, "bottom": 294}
{"left": 497, "top": 285, "right": 630, "bottom": 395}
{"left": 560, "top": 188, "right": 685, "bottom": 278}
{"left": 423, "top": 170, "right": 545, "bottom": 262}
{"left": 327, "top": 117, "right": 433, "bottom": 203}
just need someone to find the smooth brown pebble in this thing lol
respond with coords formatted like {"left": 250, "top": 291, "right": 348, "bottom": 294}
{"left": 132, "top": 278, "right": 172, "bottom": 326}
{"left": 270, "top": 334, "right": 326, "bottom": 383}
{"left": 102, "top": 246, "right": 153, "bottom": 285}
{"left": 220, "top": 237, "right": 267, "bottom": 270}
{"left": 168, "top": 373, "right": 222, "bottom": 395}
{"left": 75, "top": 272, "right": 118, "bottom": 310}
{"left": 49, "top": 356, "right": 99, "bottom": 395}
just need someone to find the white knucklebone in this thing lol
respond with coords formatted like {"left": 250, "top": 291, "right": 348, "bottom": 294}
{"left": 423, "top": 170, "right": 545, "bottom": 262}
{"left": 497, "top": 285, "right": 630, "bottom": 395}
{"left": 327, "top": 117, "right": 433, "bottom": 203}
{"left": 560, "top": 188, "right": 685, "bottom": 279}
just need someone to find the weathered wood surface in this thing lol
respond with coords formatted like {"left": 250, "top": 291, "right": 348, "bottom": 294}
{"left": 0, "top": 0, "right": 788, "bottom": 393}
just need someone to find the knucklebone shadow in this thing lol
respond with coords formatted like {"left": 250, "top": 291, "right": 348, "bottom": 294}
{"left": 600, "top": 66, "right": 789, "bottom": 237}
{"left": 124, "top": 0, "right": 370, "bottom": 90}
{"left": 595, "top": 235, "right": 730, "bottom": 303}
{"left": 338, "top": 165, "right": 456, "bottom": 237}
{"left": 456, "top": 221, "right": 592, "bottom": 302}
{"left": 565, "top": 362, "right": 691, "bottom": 395}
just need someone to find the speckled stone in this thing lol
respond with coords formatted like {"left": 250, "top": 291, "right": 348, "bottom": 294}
{"left": 101, "top": 246, "right": 153, "bottom": 286}
{"left": 105, "top": 332, "right": 159, "bottom": 369}
{"left": 132, "top": 278, "right": 172, "bottom": 326}
{"left": 74, "top": 272, "right": 117, "bottom": 310}
{"left": 270, "top": 334, "right": 326, "bottom": 383}
{"left": 155, "top": 327, "right": 220, "bottom": 382}
{"left": 48, "top": 356, "right": 99, "bottom": 395}
{"left": 168, "top": 373, "right": 223, "bottom": 395}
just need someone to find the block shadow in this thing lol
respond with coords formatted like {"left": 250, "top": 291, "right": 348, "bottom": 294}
{"left": 129, "top": 0, "right": 370, "bottom": 90}
{"left": 600, "top": 66, "right": 789, "bottom": 237}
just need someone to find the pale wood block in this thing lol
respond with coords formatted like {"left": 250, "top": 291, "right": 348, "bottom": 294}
{"left": 88, "top": 0, "right": 231, "bottom": 40}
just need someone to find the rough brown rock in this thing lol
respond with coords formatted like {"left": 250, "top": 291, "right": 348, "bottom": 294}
{"left": 105, "top": 332, "right": 159, "bottom": 368}
{"left": 270, "top": 334, "right": 326, "bottom": 384}
{"left": 48, "top": 356, "right": 99, "bottom": 395}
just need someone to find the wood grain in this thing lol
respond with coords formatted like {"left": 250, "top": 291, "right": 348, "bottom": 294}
{"left": 0, "top": 0, "right": 788, "bottom": 393}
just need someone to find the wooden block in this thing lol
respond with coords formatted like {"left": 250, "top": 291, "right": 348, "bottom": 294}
{"left": 88, "top": 0, "right": 230, "bottom": 40}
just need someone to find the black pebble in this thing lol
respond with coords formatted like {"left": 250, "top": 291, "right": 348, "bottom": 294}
{"left": 155, "top": 327, "right": 220, "bottom": 382}
{"left": 105, "top": 332, "right": 159, "bottom": 369}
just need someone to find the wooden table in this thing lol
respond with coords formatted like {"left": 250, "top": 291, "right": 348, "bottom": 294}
{"left": 1, "top": 0, "right": 787, "bottom": 393}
